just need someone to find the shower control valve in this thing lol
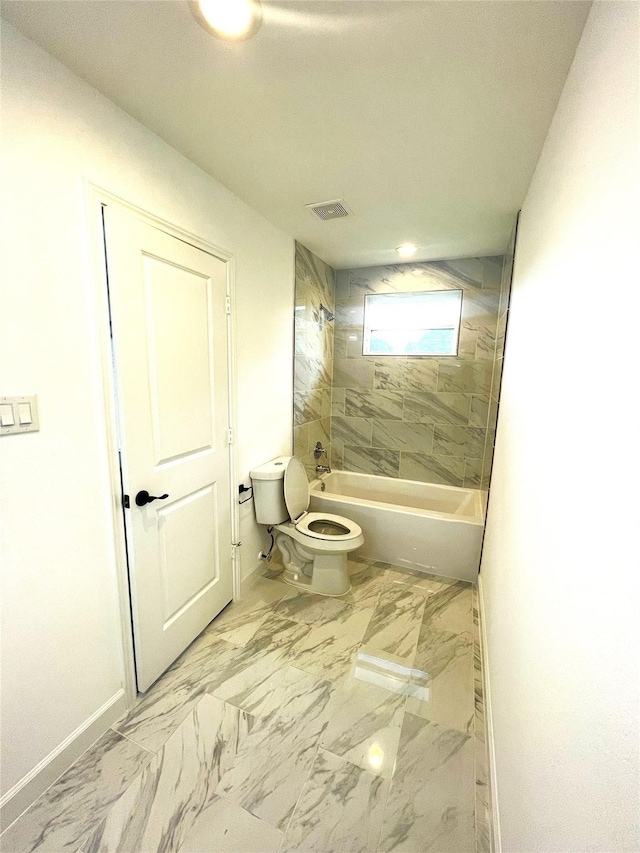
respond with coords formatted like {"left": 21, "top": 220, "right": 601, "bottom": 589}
{"left": 313, "top": 441, "right": 326, "bottom": 460}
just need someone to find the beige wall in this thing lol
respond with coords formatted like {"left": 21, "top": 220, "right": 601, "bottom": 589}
{"left": 0, "top": 21, "right": 294, "bottom": 820}
{"left": 480, "top": 3, "right": 640, "bottom": 850}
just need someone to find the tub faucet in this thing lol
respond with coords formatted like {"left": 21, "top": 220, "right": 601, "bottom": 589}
{"left": 316, "top": 464, "right": 331, "bottom": 474}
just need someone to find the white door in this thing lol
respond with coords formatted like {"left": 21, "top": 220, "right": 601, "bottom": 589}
{"left": 103, "top": 205, "right": 233, "bottom": 692}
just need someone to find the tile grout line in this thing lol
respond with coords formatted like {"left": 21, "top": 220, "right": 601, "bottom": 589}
{"left": 73, "top": 719, "right": 175, "bottom": 853}
{"left": 189, "top": 789, "right": 286, "bottom": 852}
{"left": 109, "top": 726, "right": 157, "bottom": 755}
{"left": 276, "top": 744, "right": 323, "bottom": 852}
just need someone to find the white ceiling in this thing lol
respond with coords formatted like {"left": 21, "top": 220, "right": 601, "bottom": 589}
{"left": 1, "top": 0, "right": 590, "bottom": 268}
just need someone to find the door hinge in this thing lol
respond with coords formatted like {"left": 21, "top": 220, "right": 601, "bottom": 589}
{"left": 123, "top": 494, "right": 130, "bottom": 509}
{"left": 227, "top": 428, "right": 233, "bottom": 445}
{"left": 225, "top": 295, "right": 231, "bottom": 315}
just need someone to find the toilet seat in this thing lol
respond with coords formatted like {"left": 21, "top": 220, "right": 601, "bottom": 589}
{"left": 281, "top": 458, "right": 361, "bottom": 543}
{"left": 295, "top": 512, "right": 362, "bottom": 542}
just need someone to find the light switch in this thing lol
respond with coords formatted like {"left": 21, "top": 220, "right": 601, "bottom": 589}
{"left": 1, "top": 395, "right": 39, "bottom": 435}
{"left": 0, "top": 404, "right": 15, "bottom": 426}
{"left": 18, "top": 403, "right": 32, "bottom": 424}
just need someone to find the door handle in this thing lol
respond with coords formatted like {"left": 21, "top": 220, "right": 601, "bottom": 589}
{"left": 135, "top": 490, "right": 169, "bottom": 507}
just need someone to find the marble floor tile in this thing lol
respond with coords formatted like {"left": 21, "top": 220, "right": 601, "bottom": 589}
{"left": 344, "top": 558, "right": 389, "bottom": 608}
{"left": 0, "top": 729, "right": 153, "bottom": 853}
{"left": 472, "top": 589, "right": 486, "bottom": 743}
{"left": 112, "top": 632, "right": 240, "bottom": 753}
{"left": 82, "top": 695, "right": 251, "bottom": 853}
{"left": 210, "top": 663, "right": 334, "bottom": 727}
{"left": 406, "top": 624, "right": 474, "bottom": 733}
{"left": 273, "top": 588, "right": 352, "bottom": 626}
{"left": 290, "top": 603, "right": 374, "bottom": 683}
{"left": 115, "top": 611, "right": 308, "bottom": 756}
{"left": 179, "top": 795, "right": 283, "bottom": 853}
{"left": 281, "top": 749, "right": 389, "bottom": 853}
{"left": 421, "top": 581, "right": 473, "bottom": 635}
{"left": 320, "top": 654, "right": 407, "bottom": 778}
{"left": 261, "top": 560, "right": 284, "bottom": 580}
{"left": 361, "top": 584, "right": 427, "bottom": 664}
{"left": 4, "top": 557, "right": 488, "bottom": 853}
{"left": 207, "top": 578, "right": 294, "bottom": 646}
{"left": 473, "top": 588, "right": 491, "bottom": 853}
{"left": 350, "top": 646, "right": 415, "bottom": 697}
{"left": 214, "top": 674, "right": 335, "bottom": 830}
{"left": 204, "top": 613, "right": 311, "bottom": 706}
{"left": 384, "top": 567, "right": 458, "bottom": 596}
{"left": 245, "top": 609, "right": 312, "bottom": 656}
{"left": 379, "top": 714, "right": 475, "bottom": 853}
{"left": 474, "top": 737, "right": 491, "bottom": 853}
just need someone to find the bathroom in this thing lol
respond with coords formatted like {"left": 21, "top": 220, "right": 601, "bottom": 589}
{"left": 0, "top": 3, "right": 638, "bottom": 852}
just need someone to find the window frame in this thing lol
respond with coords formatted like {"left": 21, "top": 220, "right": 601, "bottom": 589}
{"left": 361, "top": 288, "right": 464, "bottom": 358}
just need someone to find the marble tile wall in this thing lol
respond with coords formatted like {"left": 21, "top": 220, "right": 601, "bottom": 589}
{"left": 479, "top": 220, "right": 517, "bottom": 494}
{"left": 331, "top": 256, "right": 509, "bottom": 489}
{"left": 293, "top": 243, "right": 336, "bottom": 480}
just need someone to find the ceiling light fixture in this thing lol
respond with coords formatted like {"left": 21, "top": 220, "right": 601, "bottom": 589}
{"left": 189, "top": 0, "right": 263, "bottom": 41}
{"left": 396, "top": 244, "right": 418, "bottom": 258}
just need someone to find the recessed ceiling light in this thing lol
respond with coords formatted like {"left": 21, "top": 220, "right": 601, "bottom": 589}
{"left": 396, "top": 244, "right": 418, "bottom": 258}
{"left": 189, "top": 0, "right": 263, "bottom": 40}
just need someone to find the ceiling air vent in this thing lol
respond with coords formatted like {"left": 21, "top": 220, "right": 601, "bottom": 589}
{"left": 305, "top": 199, "right": 351, "bottom": 221}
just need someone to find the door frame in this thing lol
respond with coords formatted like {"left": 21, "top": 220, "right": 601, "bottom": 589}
{"left": 84, "top": 183, "right": 240, "bottom": 704}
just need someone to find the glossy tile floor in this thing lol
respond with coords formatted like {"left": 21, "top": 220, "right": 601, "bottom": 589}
{"left": 1, "top": 557, "right": 491, "bottom": 853}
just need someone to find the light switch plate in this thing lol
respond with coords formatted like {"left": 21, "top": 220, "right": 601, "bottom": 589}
{"left": 0, "top": 395, "right": 39, "bottom": 435}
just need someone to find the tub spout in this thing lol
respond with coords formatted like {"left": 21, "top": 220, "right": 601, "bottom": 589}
{"left": 316, "top": 464, "right": 331, "bottom": 474}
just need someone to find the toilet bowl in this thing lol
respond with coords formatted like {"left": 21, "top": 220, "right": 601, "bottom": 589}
{"left": 250, "top": 456, "right": 364, "bottom": 596}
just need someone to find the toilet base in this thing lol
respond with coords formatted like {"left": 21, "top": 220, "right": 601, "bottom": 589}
{"left": 281, "top": 553, "right": 351, "bottom": 597}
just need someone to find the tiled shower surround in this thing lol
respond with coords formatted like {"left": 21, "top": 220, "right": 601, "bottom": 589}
{"left": 293, "top": 243, "right": 335, "bottom": 479}
{"left": 293, "top": 244, "right": 513, "bottom": 489}
{"left": 331, "top": 257, "right": 511, "bottom": 488}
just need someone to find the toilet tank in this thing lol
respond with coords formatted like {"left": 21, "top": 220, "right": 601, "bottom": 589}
{"left": 250, "top": 456, "right": 290, "bottom": 525}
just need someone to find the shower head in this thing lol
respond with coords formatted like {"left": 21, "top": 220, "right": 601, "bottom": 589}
{"left": 320, "top": 304, "right": 335, "bottom": 323}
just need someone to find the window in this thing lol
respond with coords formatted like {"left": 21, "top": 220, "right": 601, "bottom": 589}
{"left": 362, "top": 289, "right": 463, "bottom": 356}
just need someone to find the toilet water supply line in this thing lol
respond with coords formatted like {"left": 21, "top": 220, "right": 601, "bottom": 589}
{"left": 237, "top": 481, "right": 273, "bottom": 561}
{"left": 260, "top": 527, "right": 275, "bottom": 561}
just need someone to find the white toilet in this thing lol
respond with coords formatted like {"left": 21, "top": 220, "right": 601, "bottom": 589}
{"left": 250, "top": 456, "right": 364, "bottom": 596}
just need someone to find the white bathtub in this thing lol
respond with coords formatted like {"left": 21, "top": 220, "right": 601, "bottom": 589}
{"left": 309, "top": 471, "right": 485, "bottom": 582}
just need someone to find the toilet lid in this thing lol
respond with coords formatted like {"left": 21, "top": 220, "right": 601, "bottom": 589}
{"left": 284, "top": 456, "right": 310, "bottom": 521}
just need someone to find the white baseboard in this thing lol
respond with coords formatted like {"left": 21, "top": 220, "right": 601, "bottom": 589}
{"left": 240, "top": 559, "right": 266, "bottom": 596}
{"left": 240, "top": 551, "right": 282, "bottom": 598}
{"left": 0, "top": 688, "right": 128, "bottom": 832}
{"left": 477, "top": 575, "right": 502, "bottom": 853}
